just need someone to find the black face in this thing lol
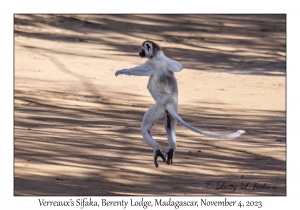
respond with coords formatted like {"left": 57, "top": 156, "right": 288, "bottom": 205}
{"left": 139, "top": 49, "right": 146, "bottom": 57}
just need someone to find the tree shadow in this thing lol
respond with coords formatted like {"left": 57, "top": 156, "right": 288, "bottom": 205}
{"left": 14, "top": 14, "right": 286, "bottom": 76}
{"left": 14, "top": 88, "right": 286, "bottom": 196}
{"left": 14, "top": 14, "right": 286, "bottom": 196}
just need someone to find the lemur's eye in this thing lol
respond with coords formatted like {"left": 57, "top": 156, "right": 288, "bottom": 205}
{"left": 146, "top": 43, "right": 151, "bottom": 51}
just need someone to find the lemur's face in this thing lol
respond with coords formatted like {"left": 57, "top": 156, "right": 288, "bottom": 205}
{"left": 139, "top": 41, "right": 154, "bottom": 59}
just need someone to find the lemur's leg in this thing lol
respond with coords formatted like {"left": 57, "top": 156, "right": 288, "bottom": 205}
{"left": 164, "top": 111, "right": 177, "bottom": 165}
{"left": 141, "top": 104, "right": 166, "bottom": 167}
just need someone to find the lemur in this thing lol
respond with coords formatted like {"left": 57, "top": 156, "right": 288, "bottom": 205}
{"left": 115, "top": 40, "right": 245, "bottom": 167}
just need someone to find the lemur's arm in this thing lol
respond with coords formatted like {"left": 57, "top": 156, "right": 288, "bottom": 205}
{"left": 115, "top": 62, "right": 153, "bottom": 77}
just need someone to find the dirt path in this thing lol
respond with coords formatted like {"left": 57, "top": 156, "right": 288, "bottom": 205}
{"left": 14, "top": 14, "right": 286, "bottom": 196}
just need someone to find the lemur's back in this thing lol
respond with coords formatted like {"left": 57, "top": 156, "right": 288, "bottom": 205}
{"left": 147, "top": 70, "right": 178, "bottom": 102}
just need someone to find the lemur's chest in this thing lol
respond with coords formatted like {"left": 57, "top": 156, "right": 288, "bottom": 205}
{"left": 147, "top": 72, "right": 178, "bottom": 99}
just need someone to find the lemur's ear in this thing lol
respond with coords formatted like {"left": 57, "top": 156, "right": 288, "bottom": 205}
{"left": 167, "top": 58, "right": 183, "bottom": 72}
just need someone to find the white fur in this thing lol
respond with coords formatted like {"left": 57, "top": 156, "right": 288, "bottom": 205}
{"left": 115, "top": 42, "right": 245, "bottom": 167}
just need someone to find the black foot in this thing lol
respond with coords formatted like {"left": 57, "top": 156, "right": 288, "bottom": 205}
{"left": 166, "top": 149, "right": 174, "bottom": 165}
{"left": 154, "top": 150, "right": 166, "bottom": 168}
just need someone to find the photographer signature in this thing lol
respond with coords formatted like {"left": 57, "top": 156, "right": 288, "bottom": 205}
{"left": 206, "top": 181, "right": 276, "bottom": 192}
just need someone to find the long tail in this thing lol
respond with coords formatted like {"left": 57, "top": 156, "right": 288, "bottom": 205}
{"left": 166, "top": 103, "right": 245, "bottom": 139}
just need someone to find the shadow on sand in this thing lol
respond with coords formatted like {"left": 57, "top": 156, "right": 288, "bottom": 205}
{"left": 14, "top": 14, "right": 286, "bottom": 196}
{"left": 14, "top": 14, "right": 286, "bottom": 76}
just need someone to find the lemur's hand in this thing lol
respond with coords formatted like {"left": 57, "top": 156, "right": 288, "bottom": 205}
{"left": 115, "top": 69, "right": 126, "bottom": 77}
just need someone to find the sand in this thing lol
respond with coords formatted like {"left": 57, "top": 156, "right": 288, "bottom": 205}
{"left": 14, "top": 14, "right": 285, "bottom": 196}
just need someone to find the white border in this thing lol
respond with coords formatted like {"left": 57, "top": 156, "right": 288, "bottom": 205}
{"left": 3, "top": 0, "right": 296, "bottom": 209}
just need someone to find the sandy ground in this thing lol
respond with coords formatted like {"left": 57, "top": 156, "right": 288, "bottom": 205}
{"left": 14, "top": 14, "right": 286, "bottom": 196}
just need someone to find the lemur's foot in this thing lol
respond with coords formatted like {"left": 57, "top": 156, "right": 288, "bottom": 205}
{"left": 165, "top": 149, "right": 174, "bottom": 165}
{"left": 154, "top": 150, "right": 166, "bottom": 168}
